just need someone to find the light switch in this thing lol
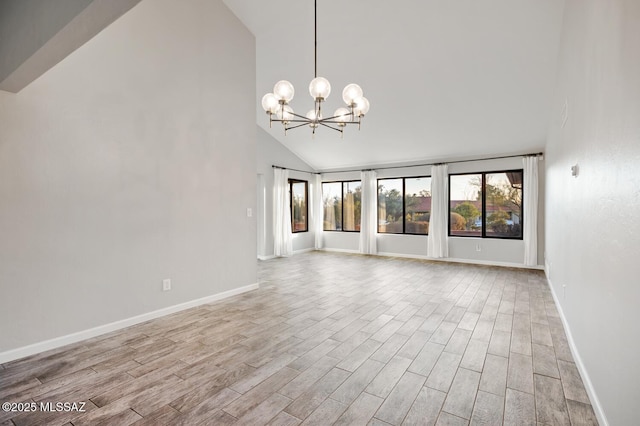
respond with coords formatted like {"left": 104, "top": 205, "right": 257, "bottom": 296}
{"left": 247, "top": 208, "right": 252, "bottom": 217}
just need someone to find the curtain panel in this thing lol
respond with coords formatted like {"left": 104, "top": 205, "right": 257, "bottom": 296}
{"left": 523, "top": 156, "right": 539, "bottom": 266}
{"left": 273, "top": 168, "right": 293, "bottom": 257}
{"left": 427, "top": 164, "right": 449, "bottom": 258}
{"left": 359, "top": 170, "right": 378, "bottom": 254}
{"left": 312, "top": 173, "right": 323, "bottom": 249}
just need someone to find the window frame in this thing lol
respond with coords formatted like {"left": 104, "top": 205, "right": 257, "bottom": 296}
{"left": 289, "top": 179, "right": 308, "bottom": 233}
{"left": 448, "top": 169, "right": 523, "bottom": 240}
{"left": 322, "top": 180, "right": 361, "bottom": 232}
{"left": 377, "top": 175, "right": 432, "bottom": 236}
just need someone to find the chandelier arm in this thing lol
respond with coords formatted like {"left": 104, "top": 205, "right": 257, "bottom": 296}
{"left": 288, "top": 111, "right": 310, "bottom": 120}
{"left": 284, "top": 122, "right": 311, "bottom": 131}
{"left": 318, "top": 122, "right": 344, "bottom": 133}
{"left": 320, "top": 120, "right": 357, "bottom": 125}
{"left": 274, "top": 119, "right": 312, "bottom": 124}
{"left": 320, "top": 113, "right": 354, "bottom": 121}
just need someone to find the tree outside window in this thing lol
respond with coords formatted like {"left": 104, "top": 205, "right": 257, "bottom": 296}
{"left": 322, "top": 181, "right": 361, "bottom": 232}
{"left": 289, "top": 179, "right": 308, "bottom": 233}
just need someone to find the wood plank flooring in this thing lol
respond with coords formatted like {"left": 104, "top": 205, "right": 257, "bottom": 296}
{"left": 0, "top": 251, "right": 598, "bottom": 425}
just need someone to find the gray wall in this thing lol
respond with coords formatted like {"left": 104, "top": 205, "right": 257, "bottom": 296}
{"left": 544, "top": 0, "right": 640, "bottom": 424}
{"left": 0, "top": 0, "right": 256, "bottom": 353}
{"left": 256, "top": 127, "right": 316, "bottom": 258}
{"left": 322, "top": 156, "right": 545, "bottom": 267}
{"left": 0, "top": 0, "right": 93, "bottom": 80}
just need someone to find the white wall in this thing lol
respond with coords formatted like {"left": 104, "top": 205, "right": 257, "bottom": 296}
{"left": 0, "top": 0, "right": 141, "bottom": 92}
{"left": 256, "top": 127, "right": 317, "bottom": 258}
{"left": 321, "top": 156, "right": 545, "bottom": 267}
{"left": 0, "top": 0, "right": 257, "bottom": 355}
{"left": 544, "top": 0, "right": 640, "bottom": 424}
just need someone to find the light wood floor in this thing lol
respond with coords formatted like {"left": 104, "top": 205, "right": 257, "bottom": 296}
{"left": 0, "top": 251, "right": 598, "bottom": 425}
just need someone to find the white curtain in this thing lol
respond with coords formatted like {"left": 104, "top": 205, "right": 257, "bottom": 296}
{"left": 523, "top": 156, "right": 539, "bottom": 266}
{"left": 427, "top": 164, "right": 449, "bottom": 258}
{"left": 359, "top": 170, "right": 377, "bottom": 254}
{"left": 273, "top": 168, "right": 293, "bottom": 257}
{"left": 312, "top": 174, "right": 323, "bottom": 249}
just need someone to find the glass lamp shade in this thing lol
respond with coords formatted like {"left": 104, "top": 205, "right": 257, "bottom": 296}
{"left": 309, "top": 77, "right": 331, "bottom": 99}
{"left": 342, "top": 83, "right": 363, "bottom": 105}
{"left": 261, "top": 93, "right": 278, "bottom": 113}
{"left": 354, "top": 96, "right": 370, "bottom": 116}
{"left": 276, "top": 105, "right": 294, "bottom": 122}
{"left": 333, "top": 107, "right": 351, "bottom": 123}
{"left": 273, "top": 80, "right": 295, "bottom": 102}
{"left": 306, "top": 109, "right": 321, "bottom": 127}
{"left": 306, "top": 109, "right": 321, "bottom": 121}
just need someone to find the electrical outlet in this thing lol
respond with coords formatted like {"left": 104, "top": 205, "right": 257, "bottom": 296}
{"left": 162, "top": 278, "right": 171, "bottom": 292}
{"left": 247, "top": 208, "right": 252, "bottom": 217}
{"left": 476, "top": 244, "right": 481, "bottom": 252}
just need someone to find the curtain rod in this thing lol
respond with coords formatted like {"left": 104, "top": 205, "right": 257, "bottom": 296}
{"left": 271, "top": 165, "right": 321, "bottom": 175}
{"left": 273, "top": 152, "right": 542, "bottom": 175}
{"left": 321, "top": 152, "right": 544, "bottom": 174}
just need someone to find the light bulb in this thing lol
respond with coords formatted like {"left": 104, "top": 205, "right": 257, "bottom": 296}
{"left": 261, "top": 93, "right": 278, "bottom": 113}
{"left": 306, "top": 109, "right": 321, "bottom": 120}
{"left": 354, "top": 96, "right": 370, "bottom": 116}
{"left": 276, "top": 105, "right": 294, "bottom": 122}
{"left": 309, "top": 77, "right": 331, "bottom": 100}
{"left": 273, "top": 80, "right": 295, "bottom": 102}
{"left": 334, "top": 107, "right": 351, "bottom": 123}
{"left": 342, "top": 83, "right": 363, "bottom": 105}
{"left": 306, "top": 109, "right": 321, "bottom": 128}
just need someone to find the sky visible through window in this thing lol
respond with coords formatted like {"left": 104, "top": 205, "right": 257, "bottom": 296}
{"left": 450, "top": 175, "right": 479, "bottom": 200}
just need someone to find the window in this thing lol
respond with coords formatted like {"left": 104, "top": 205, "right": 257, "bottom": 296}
{"left": 322, "top": 182, "right": 342, "bottom": 230}
{"left": 343, "top": 181, "right": 362, "bottom": 231}
{"left": 485, "top": 171, "right": 522, "bottom": 238}
{"left": 449, "top": 174, "right": 482, "bottom": 237}
{"left": 449, "top": 170, "right": 523, "bottom": 239}
{"left": 322, "top": 181, "right": 361, "bottom": 231}
{"left": 378, "top": 177, "right": 431, "bottom": 234}
{"left": 289, "top": 179, "right": 308, "bottom": 232}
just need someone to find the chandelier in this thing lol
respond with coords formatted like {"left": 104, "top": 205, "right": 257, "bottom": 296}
{"left": 260, "top": 0, "right": 370, "bottom": 136}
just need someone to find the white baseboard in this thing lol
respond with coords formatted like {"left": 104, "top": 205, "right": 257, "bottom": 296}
{"left": 294, "top": 248, "right": 315, "bottom": 254}
{"left": 435, "top": 255, "right": 543, "bottom": 270}
{"left": 321, "top": 247, "right": 360, "bottom": 254}
{"left": 546, "top": 275, "right": 608, "bottom": 426}
{"left": 320, "top": 248, "right": 543, "bottom": 270}
{"left": 0, "top": 282, "right": 259, "bottom": 364}
{"left": 258, "top": 247, "right": 314, "bottom": 261}
{"left": 373, "top": 251, "right": 544, "bottom": 270}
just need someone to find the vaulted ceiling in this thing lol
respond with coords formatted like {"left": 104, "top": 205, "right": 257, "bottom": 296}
{"left": 223, "top": 0, "right": 565, "bottom": 171}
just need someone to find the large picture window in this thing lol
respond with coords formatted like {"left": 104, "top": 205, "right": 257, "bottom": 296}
{"left": 289, "top": 179, "right": 308, "bottom": 233}
{"left": 378, "top": 177, "right": 431, "bottom": 235}
{"left": 322, "top": 181, "right": 361, "bottom": 231}
{"left": 449, "top": 170, "right": 523, "bottom": 239}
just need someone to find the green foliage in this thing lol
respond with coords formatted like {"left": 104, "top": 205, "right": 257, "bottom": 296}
{"left": 453, "top": 202, "right": 480, "bottom": 229}
{"left": 487, "top": 210, "right": 509, "bottom": 228}
{"left": 345, "top": 186, "right": 362, "bottom": 229}
{"left": 379, "top": 187, "right": 403, "bottom": 222}
{"left": 406, "top": 221, "right": 429, "bottom": 234}
{"left": 413, "top": 212, "right": 430, "bottom": 222}
{"left": 450, "top": 212, "right": 466, "bottom": 231}
{"left": 487, "top": 210, "right": 520, "bottom": 236}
